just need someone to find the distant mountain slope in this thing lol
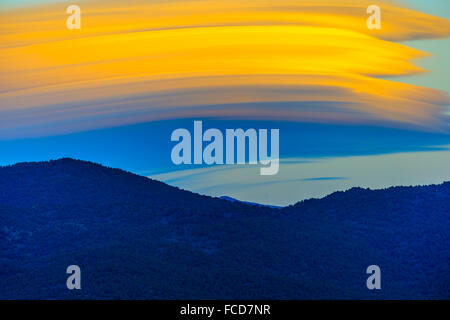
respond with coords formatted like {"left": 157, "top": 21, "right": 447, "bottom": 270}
{"left": 0, "top": 159, "right": 448, "bottom": 299}
{"left": 220, "top": 195, "right": 282, "bottom": 209}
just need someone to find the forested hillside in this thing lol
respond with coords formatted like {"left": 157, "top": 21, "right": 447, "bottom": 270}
{"left": 0, "top": 159, "right": 448, "bottom": 299}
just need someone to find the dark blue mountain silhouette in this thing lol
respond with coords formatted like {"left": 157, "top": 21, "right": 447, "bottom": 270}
{"left": 0, "top": 158, "right": 448, "bottom": 299}
{"left": 220, "top": 196, "right": 282, "bottom": 209}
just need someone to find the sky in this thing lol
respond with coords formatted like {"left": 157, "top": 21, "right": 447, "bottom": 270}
{"left": 0, "top": 0, "right": 449, "bottom": 205}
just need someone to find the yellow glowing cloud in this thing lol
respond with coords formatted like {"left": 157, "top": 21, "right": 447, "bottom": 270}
{"left": 0, "top": 0, "right": 449, "bottom": 137}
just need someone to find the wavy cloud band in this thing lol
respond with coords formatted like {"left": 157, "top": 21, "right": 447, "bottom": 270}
{"left": 1, "top": 0, "right": 449, "bottom": 138}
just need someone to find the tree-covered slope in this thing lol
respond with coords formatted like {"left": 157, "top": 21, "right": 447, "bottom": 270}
{"left": 0, "top": 159, "right": 448, "bottom": 299}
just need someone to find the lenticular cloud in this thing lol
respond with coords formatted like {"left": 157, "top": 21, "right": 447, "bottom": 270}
{"left": 1, "top": 0, "right": 449, "bottom": 138}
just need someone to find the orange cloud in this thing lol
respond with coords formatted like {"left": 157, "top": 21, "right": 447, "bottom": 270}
{"left": 0, "top": 0, "right": 449, "bottom": 138}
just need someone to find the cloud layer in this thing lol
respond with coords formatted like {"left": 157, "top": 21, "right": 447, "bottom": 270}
{"left": 1, "top": 0, "right": 450, "bottom": 138}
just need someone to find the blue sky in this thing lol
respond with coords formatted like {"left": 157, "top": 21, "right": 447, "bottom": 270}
{"left": 1, "top": 0, "right": 449, "bottom": 205}
{"left": 1, "top": 117, "right": 449, "bottom": 205}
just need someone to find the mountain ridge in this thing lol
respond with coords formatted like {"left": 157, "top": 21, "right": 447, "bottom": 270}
{"left": 2, "top": 157, "right": 448, "bottom": 208}
{"left": 0, "top": 158, "right": 449, "bottom": 299}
